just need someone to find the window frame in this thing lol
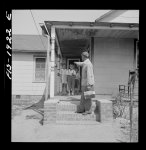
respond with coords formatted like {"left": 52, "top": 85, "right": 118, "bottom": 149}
{"left": 33, "top": 56, "right": 46, "bottom": 83}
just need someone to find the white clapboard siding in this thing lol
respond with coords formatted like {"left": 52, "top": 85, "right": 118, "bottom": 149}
{"left": 12, "top": 53, "right": 47, "bottom": 95}
{"left": 93, "top": 38, "right": 134, "bottom": 94}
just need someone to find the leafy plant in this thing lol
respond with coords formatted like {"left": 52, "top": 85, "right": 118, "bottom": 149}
{"left": 113, "top": 92, "right": 127, "bottom": 118}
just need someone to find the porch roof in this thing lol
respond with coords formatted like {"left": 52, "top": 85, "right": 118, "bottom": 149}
{"left": 44, "top": 20, "right": 139, "bottom": 30}
{"left": 41, "top": 21, "right": 139, "bottom": 57}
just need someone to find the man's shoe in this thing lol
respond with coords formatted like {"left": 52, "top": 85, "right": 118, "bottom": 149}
{"left": 82, "top": 111, "right": 92, "bottom": 115}
{"left": 75, "top": 111, "right": 84, "bottom": 113}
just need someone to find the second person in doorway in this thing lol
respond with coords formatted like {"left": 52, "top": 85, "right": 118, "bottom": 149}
{"left": 67, "top": 64, "right": 76, "bottom": 96}
{"left": 60, "top": 64, "right": 68, "bottom": 95}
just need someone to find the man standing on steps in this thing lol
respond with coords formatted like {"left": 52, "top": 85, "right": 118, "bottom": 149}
{"left": 74, "top": 51, "right": 95, "bottom": 115}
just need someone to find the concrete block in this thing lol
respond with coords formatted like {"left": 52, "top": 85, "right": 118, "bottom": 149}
{"left": 43, "top": 99, "right": 59, "bottom": 124}
{"left": 96, "top": 99, "right": 113, "bottom": 122}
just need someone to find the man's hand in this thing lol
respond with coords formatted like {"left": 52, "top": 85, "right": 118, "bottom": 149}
{"left": 74, "top": 62, "right": 78, "bottom": 65}
{"left": 74, "top": 62, "right": 84, "bottom": 66}
{"left": 87, "top": 85, "right": 92, "bottom": 91}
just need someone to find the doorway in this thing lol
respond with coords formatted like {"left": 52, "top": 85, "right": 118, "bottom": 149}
{"left": 67, "top": 58, "right": 80, "bottom": 70}
{"left": 67, "top": 58, "right": 81, "bottom": 94}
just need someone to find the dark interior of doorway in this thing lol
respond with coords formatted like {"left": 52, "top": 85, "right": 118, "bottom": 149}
{"left": 66, "top": 57, "right": 82, "bottom": 93}
{"left": 67, "top": 58, "right": 81, "bottom": 69}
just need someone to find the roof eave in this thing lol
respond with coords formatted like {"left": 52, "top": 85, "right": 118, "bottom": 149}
{"left": 44, "top": 21, "right": 139, "bottom": 30}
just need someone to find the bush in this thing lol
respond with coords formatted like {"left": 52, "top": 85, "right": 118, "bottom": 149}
{"left": 113, "top": 93, "right": 127, "bottom": 118}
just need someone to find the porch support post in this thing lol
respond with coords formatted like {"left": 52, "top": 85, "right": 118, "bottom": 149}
{"left": 50, "top": 26, "right": 55, "bottom": 98}
{"left": 55, "top": 31, "right": 62, "bottom": 58}
{"left": 136, "top": 32, "right": 139, "bottom": 69}
{"left": 45, "top": 35, "right": 51, "bottom": 101}
{"left": 90, "top": 37, "right": 94, "bottom": 66}
{"left": 55, "top": 31, "right": 63, "bottom": 94}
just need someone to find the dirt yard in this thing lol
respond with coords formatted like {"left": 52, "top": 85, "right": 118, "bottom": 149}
{"left": 11, "top": 105, "right": 138, "bottom": 142}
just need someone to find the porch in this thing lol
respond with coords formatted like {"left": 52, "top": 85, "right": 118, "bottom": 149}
{"left": 40, "top": 21, "right": 139, "bottom": 100}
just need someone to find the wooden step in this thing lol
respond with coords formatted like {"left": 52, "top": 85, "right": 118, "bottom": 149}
{"left": 43, "top": 99, "right": 114, "bottom": 124}
{"left": 57, "top": 101, "right": 96, "bottom": 112}
{"left": 56, "top": 111, "right": 98, "bottom": 121}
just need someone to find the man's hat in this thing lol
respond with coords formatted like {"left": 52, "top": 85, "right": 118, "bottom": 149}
{"left": 81, "top": 51, "right": 89, "bottom": 58}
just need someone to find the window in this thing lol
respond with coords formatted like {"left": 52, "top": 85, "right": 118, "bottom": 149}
{"left": 34, "top": 57, "right": 46, "bottom": 82}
